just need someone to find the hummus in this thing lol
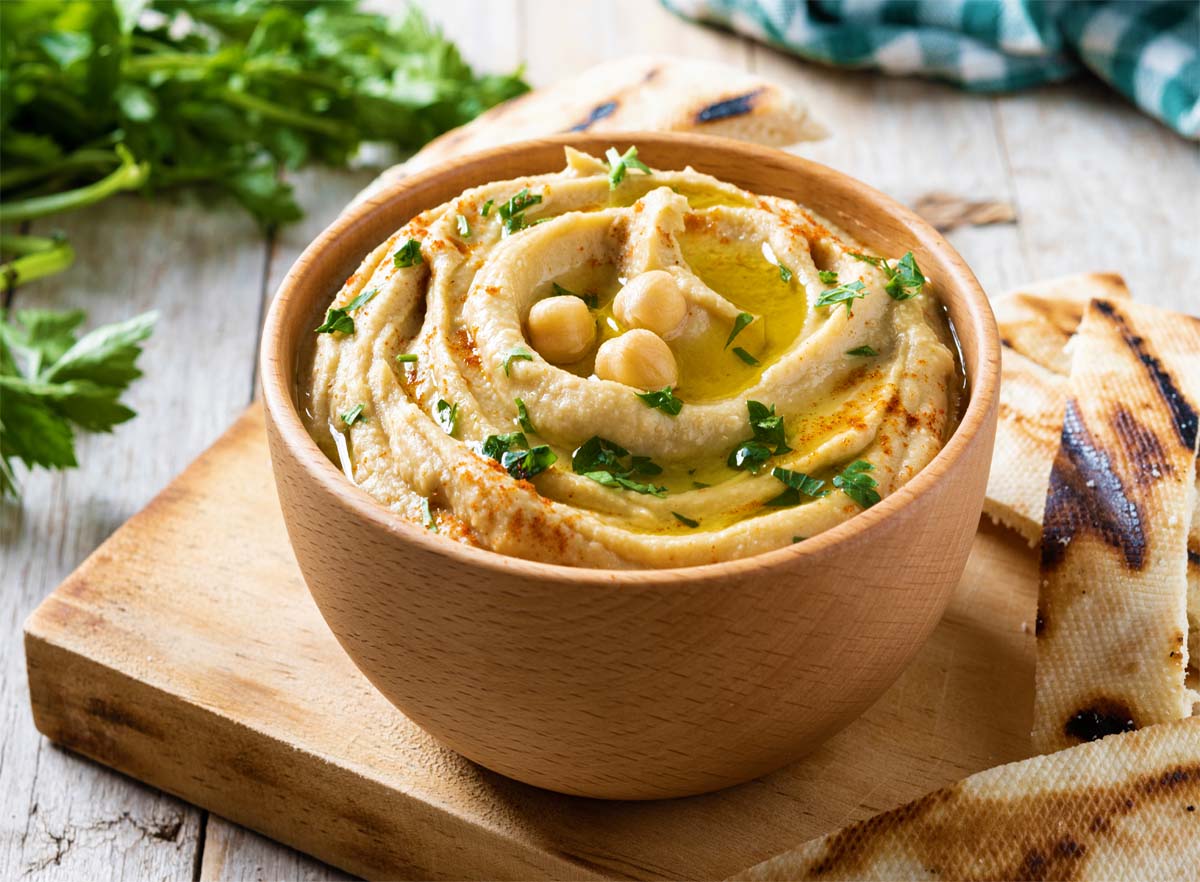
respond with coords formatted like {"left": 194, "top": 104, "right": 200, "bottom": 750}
{"left": 301, "top": 147, "right": 963, "bottom": 569}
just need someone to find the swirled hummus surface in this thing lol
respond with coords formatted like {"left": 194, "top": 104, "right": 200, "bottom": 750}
{"left": 300, "top": 147, "right": 963, "bottom": 568}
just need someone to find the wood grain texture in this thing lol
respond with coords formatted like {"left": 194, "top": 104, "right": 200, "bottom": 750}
{"left": 27, "top": 405, "right": 1041, "bottom": 880}
{"left": 261, "top": 132, "right": 998, "bottom": 799}
{"left": 6, "top": 0, "right": 1197, "bottom": 876}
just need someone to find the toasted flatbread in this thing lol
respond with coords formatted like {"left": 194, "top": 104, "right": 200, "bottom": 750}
{"left": 1032, "top": 299, "right": 1200, "bottom": 755}
{"left": 352, "top": 55, "right": 826, "bottom": 205}
{"left": 984, "top": 273, "right": 1133, "bottom": 544}
{"left": 730, "top": 717, "right": 1200, "bottom": 882}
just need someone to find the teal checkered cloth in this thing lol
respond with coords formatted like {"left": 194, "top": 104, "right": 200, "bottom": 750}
{"left": 661, "top": 0, "right": 1199, "bottom": 139}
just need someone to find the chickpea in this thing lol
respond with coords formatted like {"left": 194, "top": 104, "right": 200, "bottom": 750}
{"left": 613, "top": 270, "right": 688, "bottom": 338}
{"left": 594, "top": 329, "right": 678, "bottom": 389}
{"left": 527, "top": 295, "right": 595, "bottom": 364}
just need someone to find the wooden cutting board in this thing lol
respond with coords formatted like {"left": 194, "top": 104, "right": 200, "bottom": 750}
{"left": 24, "top": 403, "right": 1040, "bottom": 881}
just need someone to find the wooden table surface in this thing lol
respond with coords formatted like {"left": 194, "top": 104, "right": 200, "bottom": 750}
{"left": 2, "top": 2, "right": 1196, "bottom": 879}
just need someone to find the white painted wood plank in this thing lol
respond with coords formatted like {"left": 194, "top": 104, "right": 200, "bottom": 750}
{"left": 1, "top": 193, "right": 267, "bottom": 880}
{"left": 996, "top": 79, "right": 1199, "bottom": 311}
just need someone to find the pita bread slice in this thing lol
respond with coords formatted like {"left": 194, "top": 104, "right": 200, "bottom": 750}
{"left": 1190, "top": 491, "right": 1200, "bottom": 669}
{"left": 1032, "top": 299, "right": 1200, "bottom": 755}
{"left": 730, "top": 717, "right": 1200, "bottom": 882}
{"left": 984, "top": 273, "right": 1132, "bottom": 544}
{"left": 352, "top": 55, "right": 826, "bottom": 204}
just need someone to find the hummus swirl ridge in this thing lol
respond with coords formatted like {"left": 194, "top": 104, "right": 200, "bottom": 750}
{"left": 302, "top": 148, "right": 961, "bottom": 568}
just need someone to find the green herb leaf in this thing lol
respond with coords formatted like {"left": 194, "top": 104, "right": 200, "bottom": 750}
{"left": 605, "top": 146, "right": 651, "bottom": 189}
{"left": 572, "top": 435, "right": 629, "bottom": 473}
{"left": 833, "top": 460, "right": 881, "bottom": 508}
{"left": 315, "top": 288, "right": 377, "bottom": 335}
{"left": 727, "top": 401, "right": 791, "bottom": 472}
{"left": 672, "top": 511, "right": 700, "bottom": 528}
{"left": 421, "top": 498, "right": 437, "bottom": 532}
{"left": 581, "top": 470, "right": 667, "bottom": 496}
{"left": 635, "top": 386, "right": 683, "bottom": 416}
{"left": 515, "top": 397, "right": 536, "bottom": 433}
{"left": 395, "top": 353, "right": 418, "bottom": 363}
{"left": 778, "top": 263, "right": 793, "bottom": 283}
{"left": 341, "top": 403, "right": 367, "bottom": 426}
{"left": 393, "top": 239, "right": 423, "bottom": 268}
{"left": 765, "top": 467, "right": 828, "bottom": 506}
{"left": 572, "top": 436, "right": 666, "bottom": 495}
{"left": 481, "top": 199, "right": 494, "bottom": 217}
{"left": 818, "top": 270, "right": 839, "bottom": 284}
{"left": 846, "top": 345, "right": 879, "bottom": 357}
{"left": 479, "top": 432, "right": 556, "bottom": 480}
{"left": 551, "top": 281, "right": 596, "bottom": 307}
{"left": 497, "top": 187, "right": 542, "bottom": 235}
{"left": 456, "top": 213, "right": 471, "bottom": 238}
{"left": 435, "top": 399, "right": 458, "bottom": 436}
{"left": 502, "top": 346, "right": 533, "bottom": 376}
{"left": 732, "top": 347, "right": 759, "bottom": 365}
{"left": 692, "top": 480, "right": 710, "bottom": 489}
{"left": 815, "top": 280, "right": 868, "bottom": 315}
{"left": 725, "top": 312, "right": 755, "bottom": 348}
{"left": 884, "top": 252, "right": 926, "bottom": 301}
{"left": 848, "top": 252, "right": 888, "bottom": 268}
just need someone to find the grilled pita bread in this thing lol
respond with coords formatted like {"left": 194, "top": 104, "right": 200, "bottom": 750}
{"left": 1032, "top": 299, "right": 1200, "bottom": 755}
{"left": 730, "top": 717, "right": 1200, "bottom": 882}
{"left": 352, "top": 55, "right": 826, "bottom": 205}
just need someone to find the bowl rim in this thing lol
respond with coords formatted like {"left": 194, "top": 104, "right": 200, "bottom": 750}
{"left": 260, "top": 131, "right": 999, "bottom": 586}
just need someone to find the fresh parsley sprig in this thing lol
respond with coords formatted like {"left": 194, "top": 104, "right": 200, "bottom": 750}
{"left": 834, "top": 460, "right": 881, "bottom": 508}
{"left": 849, "top": 251, "right": 927, "bottom": 301}
{"left": 605, "top": 146, "right": 651, "bottom": 189}
{"left": 479, "top": 432, "right": 556, "bottom": 481}
{"left": 727, "top": 401, "right": 790, "bottom": 472}
{"left": 724, "top": 312, "right": 755, "bottom": 348}
{"left": 497, "top": 187, "right": 542, "bottom": 235}
{"left": 815, "top": 280, "right": 868, "bottom": 315}
{"left": 572, "top": 435, "right": 666, "bottom": 496}
{"left": 636, "top": 386, "right": 683, "bottom": 416}
{"left": 315, "top": 288, "right": 377, "bottom": 335}
{"left": 766, "top": 467, "right": 828, "bottom": 507}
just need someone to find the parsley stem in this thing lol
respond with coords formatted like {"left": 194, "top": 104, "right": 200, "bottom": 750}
{"left": 219, "top": 88, "right": 346, "bottom": 138}
{"left": 0, "top": 146, "right": 148, "bottom": 222}
{"left": 0, "top": 235, "right": 76, "bottom": 291}
{"left": 0, "top": 148, "right": 120, "bottom": 191}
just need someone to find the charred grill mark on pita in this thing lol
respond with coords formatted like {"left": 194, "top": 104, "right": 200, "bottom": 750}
{"left": 1042, "top": 399, "right": 1147, "bottom": 571}
{"left": 1064, "top": 699, "right": 1138, "bottom": 744}
{"left": 567, "top": 101, "right": 618, "bottom": 132}
{"left": 695, "top": 88, "right": 764, "bottom": 123}
{"left": 1094, "top": 299, "right": 1200, "bottom": 451}
{"left": 1110, "top": 404, "right": 1175, "bottom": 485}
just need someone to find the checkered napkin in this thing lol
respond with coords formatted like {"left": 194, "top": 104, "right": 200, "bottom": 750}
{"left": 661, "top": 0, "right": 1199, "bottom": 139}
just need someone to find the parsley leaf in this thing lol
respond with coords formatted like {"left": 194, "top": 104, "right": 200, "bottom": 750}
{"left": 818, "top": 270, "right": 839, "bottom": 284}
{"left": 497, "top": 187, "right": 542, "bottom": 235}
{"left": 502, "top": 346, "right": 533, "bottom": 376}
{"left": 815, "top": 280, "right": 868, "bottom": 315}
{"left": 725, "top": 312, "right": 755, "bottom": 348}
{"left": 833, "top": 460, "right": 881, "bottom": 508}
{"left": 765, "top": 467, "right": 828, "bottom": 507}
{"left": 849, "top": 251, "right": 927, "bottom": 301}
{"left": 0, "top": 309, "right": 155, "bottom": 496}
{"left": 435, "top": 399, "right": 458, "bottom": 436}
{"left": 778, "top": 263, "right": 793, "bottom": 283}
{"left": 479, "top": 431, "right": 556, "bottom": 480}
{"left": 315, "top": 287, "right": 377, "bottom": 335}
{"left": 672, "top": 511, "right": 700, "bottom": 528}
{"left": 732, "top": 347, "right": 759, "bottom": 365}
{"left": 393, "top": 239, "right": 422, "bottom": 268}
{"left": 727, "top": 401, "right": 790, "bottom": 471}
{"left": 572, "top": 435, "right": 666, "bottom": 496}
{"left": 605, "top": 146, "right": 651, "bottom": 188}
{"left": 515, "top": 397, "right": 536, "bottom": 433}
{"left": 456, "top": 214, "right": 471, "bottom": 238}
{"left": 635, "top": 386, "right": 683, "bottom": 416}
{"left": 552, "top": 281, "right": 597, "bottom": 307}
{"left": 341, "top": 404, "right": 367, "bottom": 426}
{"left": 846, "top": 345, "right": 879, "bottom": 357}
{"left": 481, "top": 199, "right": 494, "bottom": 217}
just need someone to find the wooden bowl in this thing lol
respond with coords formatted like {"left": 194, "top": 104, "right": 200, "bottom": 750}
{"left": 260, "top": 133, "right": 999, "bottom": 799}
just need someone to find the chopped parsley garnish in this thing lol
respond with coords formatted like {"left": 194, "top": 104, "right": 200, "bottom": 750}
{"left": 497, "top": 187, "right": 542, "bottom": 235}
{"left": 572, "top": 435, "right": 667, "bottom": 496}
{"left": 456, "top": 213, "right": 471, "bottom": 237}
{"left": 502, "top": 346, "right": 533, "bottom": 376}
{"left": 672, "top": 511, "right": 700, "bottom": 528}
{"left": 481, "top": 198, "right": 494, "bottom": 216}
{"left": 792, "top": 536, "right": 805, "bottom": 543}
{"left": 551, "top": 281, "right": 598, "bottom": 308}
{"left": 818, "top": 270, "right": 839, "bottom": 284}
{"left": 692, "top": 481, "right": 711, "bottom": 489}
{"left": 725, "top": 312, "right": 755, "bottom": 348}
{"left": 605, "top": 145, "right": 651, "bottom": 189}
{"left": 846, "top": 345, "right": 879, "bottom": 357}
{"left": 315, "top": 287, "right": 378, "bottom": 335}
{"left": 393, "top": 238, "right": 422, "bottom": 268}
{"left": 395, "top": 353, "right": 418, "bottom": 363}
{"left": 515, "top": 397, "right": 536, "bottom": 433}
{"left": 778, "top": 263, "right": 793, "bottom": 283}
{"left": 340, "top": 403, "right": 367, "bottom": 426}
{"left": 420, "top": 498, "right": 437, "bottom": 531}
{"left": 635, "top": 386, "right": 683, "bottom": 416}
{"left": 849, "top": 251, "right": 927, "bottom": 301}
{"left": 765, "top": 467, "right": 828, "bottom": 507}
{"left": 479, "top": 431, "right": 557, "bottom": 480}
{"left": 732, "top": 347, "right": 759, "bottom": 365}
{"left": 815, "top": 280, "right": 868, "bottom": 315}
{"left": 727, "top": 401, "right": 790, "bottom": 471}
{"left": 833, "top": 460, "right": 881, "bottom": 508}
{"left": 435, "top": 399, "right": 458, "bottom": 436}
